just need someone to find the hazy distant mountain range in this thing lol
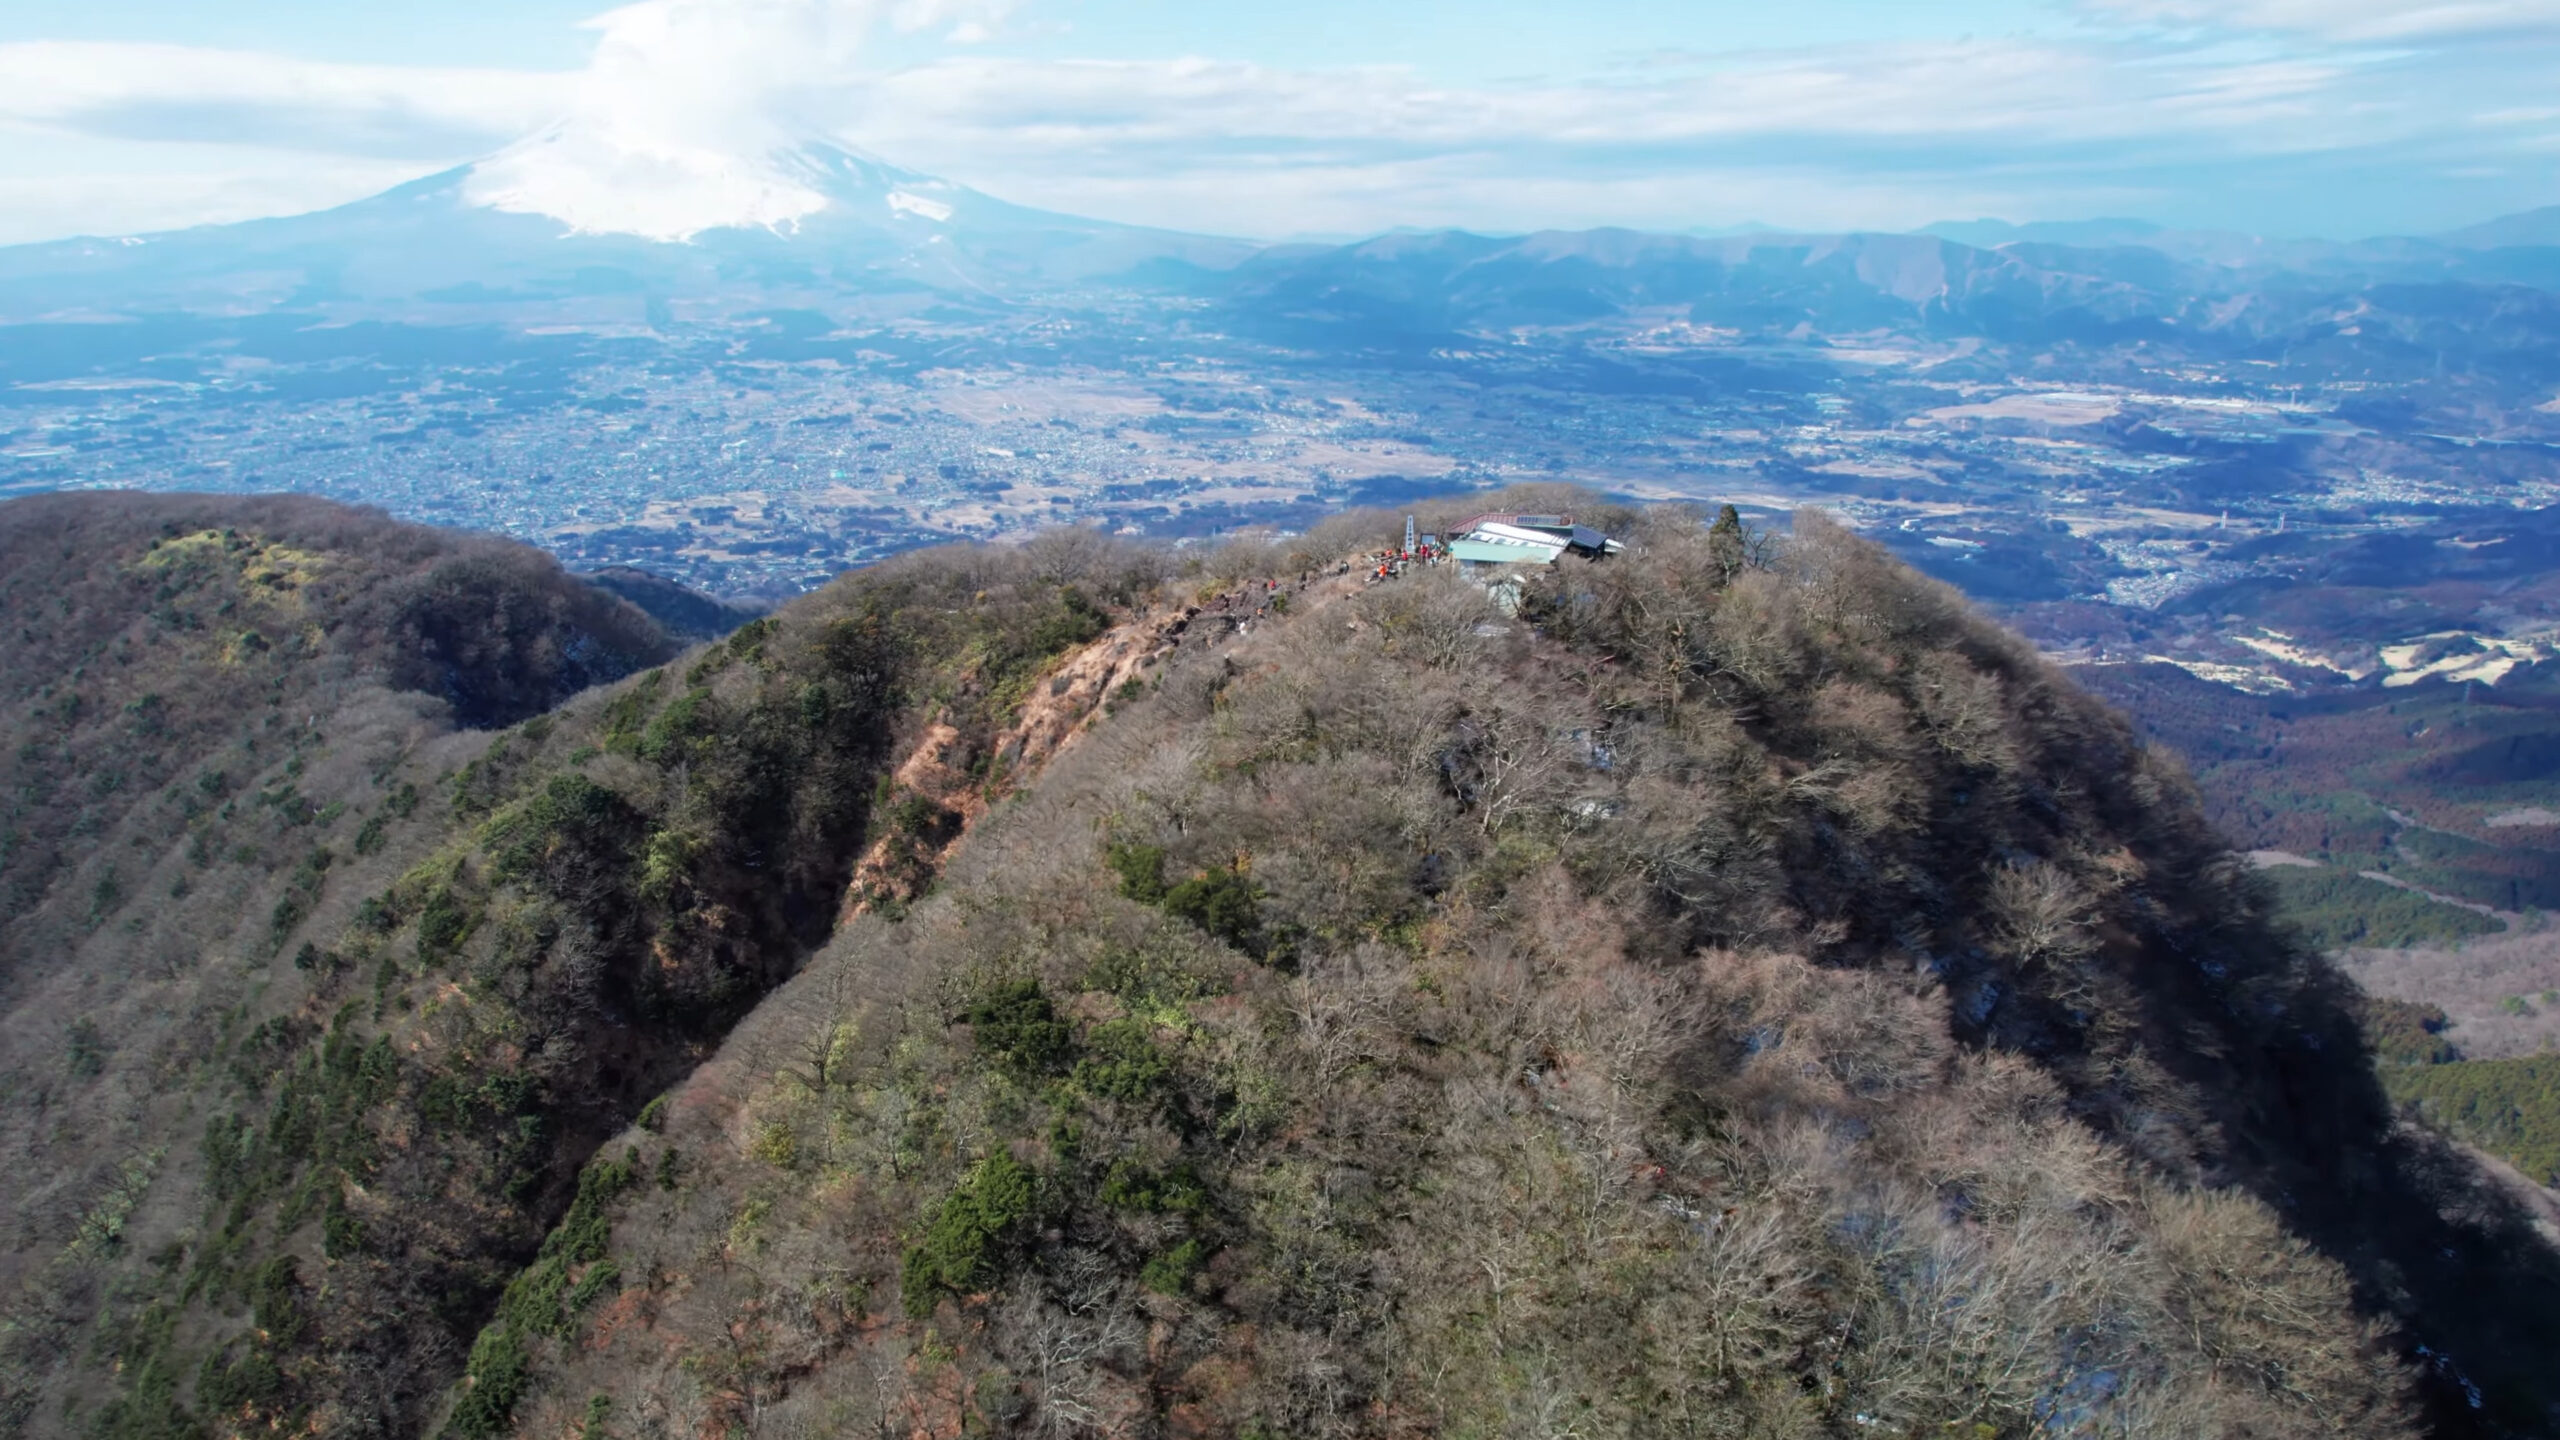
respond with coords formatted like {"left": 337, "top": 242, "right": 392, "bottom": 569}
{"left": 5, "top": 138, "right": 2560, "bottom": 346}
{"left": 0, "top": 142, "right": 1252, "bottom": 323}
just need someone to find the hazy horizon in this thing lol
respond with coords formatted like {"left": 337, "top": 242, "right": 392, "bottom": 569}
{"left": 2, "top": 0, "right": 2556, "bottom": 248}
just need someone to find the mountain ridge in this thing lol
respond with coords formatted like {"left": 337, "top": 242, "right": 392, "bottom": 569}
{"left": 4, "top": 490, "right": 2559, "bottom": 1438}
{"left": 6, "top": 144, "right": 2560, "bottom": 331}
{"left": 0, "top": 141, "right": 1257, "bottom": 324}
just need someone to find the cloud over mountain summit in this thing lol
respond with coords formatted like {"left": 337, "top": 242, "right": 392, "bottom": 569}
{"left": 460, "top": 0, "right": 1010, "bottom": 240}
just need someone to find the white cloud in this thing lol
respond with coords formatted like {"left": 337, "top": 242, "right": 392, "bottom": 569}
{"left": 0, "top": 42, "right": 560, "bottom": 157}
{"left": 0, "top": 44, "right": 560, "bottom": 240}
{"left": 0, "top": 0, "right": 2552, "bottom": 243}
{"left": 2083, "top": 0, "right": 2560, "bottom": 41}
{"left": 465, "top": 0, "right": 1013, "bottom": 239}
{"left": 0, "top": 129, "right": 441, "bottom": 244}
{"left": 850, "top": 41, "right": 2358, "bottom": 155}
{"left": 0, "top": 2, "right": 1017, "bottom": 243}
{"left": 934, "top": 149, "right": 2123, "bottom": 242}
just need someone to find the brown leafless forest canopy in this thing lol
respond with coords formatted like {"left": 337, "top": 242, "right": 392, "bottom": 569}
{"left": 0, "top": 489, "right": 2556, "bottom": 1440}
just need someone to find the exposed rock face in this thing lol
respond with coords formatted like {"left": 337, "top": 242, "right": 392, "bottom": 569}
{"left": 842, "top": 599, "right": 1219, "bottom": 919}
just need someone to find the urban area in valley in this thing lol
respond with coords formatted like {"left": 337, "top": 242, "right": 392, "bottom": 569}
{"left": 9, "top": 310, "right": 2560, "bottom": 702}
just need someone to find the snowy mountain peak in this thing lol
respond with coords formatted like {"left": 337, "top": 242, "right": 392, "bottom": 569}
{"left": 458, "top": 122, "right": 961, "bottom": 243}
{"left": 462, "top": 121, "right": 819, "bottom": 242}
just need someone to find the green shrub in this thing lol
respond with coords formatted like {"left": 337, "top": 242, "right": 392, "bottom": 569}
{"left": 1073, "top": 1018, "right": 1174, "bottom": 1106}
{"left": 543, "top": 1148, "right": 638, "bottom": 1270}
{"left": 266, "top": 846, "right": 333, "bottom": 950}
{"left": 446, "top": 1151, "right": 640, "bottom": 1436}
{"left": 197, "top": 1344, "right": 284, "bottom": 1416}
{"left": 727, "top": 616, "right": 778, "bottom": 664}
{"left": 901, "top": 1152, "right": 1038, "bottom": 1317}
{"left": 881, "top": 790, "right": 960, "bottom": 843}
{"left": 267, "top": 892, "right": 311, "bottom": 947}
{"left": 1140, "top": 1238, "right": 1207, "bottom": 1296}
{"left": 1081, "top": 942, "right": 1213, "bottom": 1005}
{"left": 1162, "top": 867, "right": 1264, "bottom": 955}
{"left": 597, "top": 671, "right": 664, "bottom": 756}
{"left": 89, "top": 1350, "right": 195, "bottom": 1440}
{"left": 484, "top": 773, "right": 636, "bottom": 885}
{"left": 1099, "top": 1159, "right": 1206, "bottom": 1215}
{"left": 636, "top": 827, "right": 700, "bottom": 902}
{"left": 87, "top": 866, "right": 122, "bottom": 927}
{"left": 964, "top": 980, "right": 1073, "bottom": 1075}
{"left": 323, "top": 1184, "right": 365, "bottom": 1258}
{"left": 2359, "top": 997, "right": 2459, "bottom": 1066}
{"left": 416, "top": 886, "right": 474, "bottom": 962}
{"left": 564, "top": 1258, "right": 621, "bottom": 1315}
{"left": 247, "top": 1255, "right": 304, "bottom": 1344}
{"left": 1030, "top": 586, "right": 1110, "bottom": 657}
{"left": 638, "top": 687, "right": 714, "bottom": 765}
{"left": 1105, "top": 842, "right": 1167, "bottom": 903}
{"left": 352, "top": 893, "right": 398, "bottom": 934}
{"left": 442, "top": 1323, "right": 530, "bottom": 1439}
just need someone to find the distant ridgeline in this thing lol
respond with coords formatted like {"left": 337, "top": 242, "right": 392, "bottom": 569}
{"left": 2, "top": 490, "right": 2559, "bottom": 1440}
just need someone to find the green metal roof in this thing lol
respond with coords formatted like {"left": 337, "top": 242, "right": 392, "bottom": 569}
{"left": 1448, "top": 538, "right": 1559, "bottom": 565}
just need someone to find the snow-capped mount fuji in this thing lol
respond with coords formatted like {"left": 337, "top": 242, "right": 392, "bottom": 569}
{"left": 0, "top": 138, "right": 1252, "bottom": 323}
{"left": 467, "top": 129, "right": 1110, "bottom": 252}
{"left": 466, "top": 121, "right": 865, "bottom": 243}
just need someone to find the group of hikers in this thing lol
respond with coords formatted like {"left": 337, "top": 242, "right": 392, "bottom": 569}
{"left": 1360, "top": 538, "right": 1448, "bottom": 582}
{"left": 1179, "top": 526, "right": 1452, "bottom": 645}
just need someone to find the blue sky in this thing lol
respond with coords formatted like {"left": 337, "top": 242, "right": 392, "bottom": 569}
{"left": 0, "top": 1, "right": 2074, "bottom": 74}
{"left": 0, "top": 0, "right": 2554, "bottom": 244}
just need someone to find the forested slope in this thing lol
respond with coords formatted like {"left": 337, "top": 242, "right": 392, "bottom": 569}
{"left": 0, "top": 493, "right": 705, "bottom": 1431}
{"left": 0, "top": 492, "right": 679, "bottom": 980}
{"left": 419, "top": 507, "right": 2560, "bottom": 1438}
{"left": 0, "top": 505, "right": 1178, "bottom": 1438}
{"left": 4, "top": 493, "right": 2558, "bottom": 1440}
